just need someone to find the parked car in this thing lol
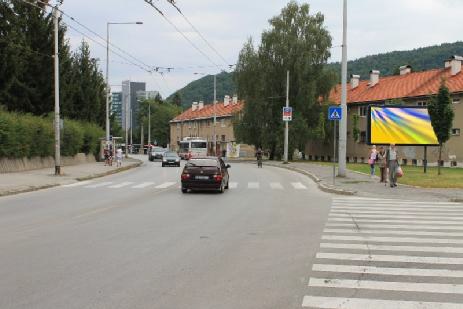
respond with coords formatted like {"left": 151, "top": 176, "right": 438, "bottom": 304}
{"left": 180, "top": 157, "right": 230, "bottom": 193}
{"left": 149, "top": 147, "right": 166, "bottom": 161}
{"left": 162, "top": 152, "right": 181, "bottom": 167}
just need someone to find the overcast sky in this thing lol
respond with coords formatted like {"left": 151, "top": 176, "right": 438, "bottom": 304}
{"left": 60, "top": 0, "right": 463, "bottom": 98}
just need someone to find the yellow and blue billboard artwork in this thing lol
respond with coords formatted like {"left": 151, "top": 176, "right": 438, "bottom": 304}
{"left": 369, "top": 106, "right": 438, "bottom": 145}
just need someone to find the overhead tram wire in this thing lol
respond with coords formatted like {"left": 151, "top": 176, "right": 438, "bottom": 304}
{"left": 143, "top": 0, "right": 221, "bottom": 71}
{"left": 165, "top": 0, "right": 230, "bottom": 67}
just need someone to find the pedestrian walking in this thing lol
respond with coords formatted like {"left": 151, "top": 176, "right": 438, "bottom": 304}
{"left": 116, "top": 148, "right": 123, "bottom": 167}
{"left": 377, "top": 146, "right": 387, "bottom": 183}
{"left": 386, "top": 143, "right": 399, "bottom": 188}
{"left": 368, "top": 145, "right": 377, "bottom": 178}
{"left": 104, "top": 147, "right": 109, "bottom": 166}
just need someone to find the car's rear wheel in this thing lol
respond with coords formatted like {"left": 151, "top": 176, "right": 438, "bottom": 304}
{"left": 181, "top": 187, "right": 188, "bottom": 193}
{"left": 218, "top": 182, "right": 224, "bottom": 193}
{"left": 225, "top": 180, "right": 229, "bottom": 189}
{"left": 162, "top": 163, "right": 165, "bottom": 167}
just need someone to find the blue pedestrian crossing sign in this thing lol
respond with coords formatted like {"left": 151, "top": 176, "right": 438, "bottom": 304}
{"left": 328, "top": 106, "right": 342, "bottom": 121}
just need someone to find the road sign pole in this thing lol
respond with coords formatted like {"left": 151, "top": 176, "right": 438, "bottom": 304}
{"left": 283, "top": 70, "right": 289, "bottom": 164}
{"left": 333, "top": 120, "right": 337, "bottom": 185}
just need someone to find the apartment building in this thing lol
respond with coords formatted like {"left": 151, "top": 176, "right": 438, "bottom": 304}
{"left": 170, "top": 95, "right": 253, "bottom": 157}
{"left": 306, "top": 56, "right": 463, "bottom": 166}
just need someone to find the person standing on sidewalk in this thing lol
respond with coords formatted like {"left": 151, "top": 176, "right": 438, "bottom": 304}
{"left": 377, "top": 146, "right": 387, "bottom": 183}
{"left": 386, "top": 143, "right": 399, "bottom": 188}
{"left": 368, "top": 145, "right": 377, "bottom": 178}
{"left": 116, "top": 148, "right": 123, "bottom": 167}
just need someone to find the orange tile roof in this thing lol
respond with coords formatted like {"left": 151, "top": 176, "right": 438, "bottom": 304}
{"left": 328, "top": 67, "right": 463, "bottom": 104}
{"left": 171, "top": 101, "right": 244, "bottom": 122}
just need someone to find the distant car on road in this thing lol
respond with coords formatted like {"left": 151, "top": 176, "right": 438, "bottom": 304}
{"left": 149, "top": 147, "right": 166, "bottom": 161}
{"left": 180, "top": 157, "right": 230, "bottom": 193}
{"left": 162, "top": 152, "right": 181, "bottom": 167}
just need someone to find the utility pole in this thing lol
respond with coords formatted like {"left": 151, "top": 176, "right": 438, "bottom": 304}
{"left": 283, "top": 70, "right": 289, "bottom": 164}
{"left": 53, "top": 6, "right": 61, "bottom": 175}
{"left": 213, "top": 74, "right": 217, "bottom": 156}
{"left": 130, "top": 108, "right": 133, "bottom": 150}
{"left": 148, "top": 102, "right": 151, "bottom": 146}
{"left": 124, "top": 93, "right": 129, "bottom": 158}
{"left": 140, "top": 119, "right": 144, "bottom": 154}
{"left": 338, "top": 0, "right": 348, "bottom": 177}
{"left": 105, "top": 23, "right": 110, "bottom": 143}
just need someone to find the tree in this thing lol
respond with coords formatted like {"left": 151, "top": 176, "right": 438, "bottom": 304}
{"left": 234, "top": 1, "right": 334, "bottom": 159}
{"left": 171, "top": 91, "right": 182, "bottom": 107}
{"left": 428, "top": 80, "right": 455, "bottom": 175}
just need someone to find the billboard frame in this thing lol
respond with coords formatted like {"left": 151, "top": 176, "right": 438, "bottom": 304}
{"left": 367, "top": 105, "right": 439, "bottom": 146}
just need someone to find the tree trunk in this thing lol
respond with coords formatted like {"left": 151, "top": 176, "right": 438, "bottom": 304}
{"left": 438, "top": 143, "right": 442, "bottom": 175}
{"left": 139, "top": 123, "right": 144, "bottom": 154}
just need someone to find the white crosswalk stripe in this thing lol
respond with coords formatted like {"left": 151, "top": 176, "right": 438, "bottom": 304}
{"left": 247, "top": 182, "right": 259, "bottom": 189}
{"left": 228, "top": 182, "right": 238, "bottom": 189}
{"left": 63, "top": 180, "right": 94, "bottom": 187}
{"left": 291, "top": 182, "right": 307, "bottom": 189}
{"left": 270, "top": 182, "right": 283, "bottom": 190}
{"left": 302, "top": 197, "right": 463, "bottom": 308}
{"left": 108, "top": 182, "right": 134, "bottom": 189}
{"left": 85, "top": 181, "right": 113, "bottom": 188}
{"left": 132, "top": 182, "right": 155, "bottom": 189}
{"left": 154, "top": 182, "right": 176, "bottom": 189}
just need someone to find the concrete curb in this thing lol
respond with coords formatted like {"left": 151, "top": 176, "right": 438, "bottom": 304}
{"left": 0, "top": 160, "right": 142, "bottom": 198}
{"left": 265, "top": 162, "right": 356, "bottom": 196}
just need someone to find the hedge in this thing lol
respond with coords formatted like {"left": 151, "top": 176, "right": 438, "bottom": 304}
{"left": 0, "top": 109, "right": 104, "bottom": 159}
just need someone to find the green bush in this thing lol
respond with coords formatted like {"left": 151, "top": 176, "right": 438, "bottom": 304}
{"left": 0, "top": 109, "right": 104, "bottom": 158}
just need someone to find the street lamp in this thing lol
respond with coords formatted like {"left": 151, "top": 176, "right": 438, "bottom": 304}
{"left": 105, "top": 21, "right": 143, "bottom": 145}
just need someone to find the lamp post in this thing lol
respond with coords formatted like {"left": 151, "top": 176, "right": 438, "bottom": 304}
{"left": 106, "top": 21, "right": 143, "bottom": 144}
{"left": 338, "top": 0, "right": 348, "bottom": 177}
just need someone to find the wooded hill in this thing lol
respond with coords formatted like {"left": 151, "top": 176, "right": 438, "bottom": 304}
{"left": 169, "top": 41, "right": 463, "bottom": 109}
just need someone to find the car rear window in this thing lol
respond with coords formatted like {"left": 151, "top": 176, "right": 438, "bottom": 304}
{"left": 187, "top": 159, "right": 218, "bottom": 167}
{"left": 191, "top": 142, "right": 207, "bottom": 148}
{"left": 164, "top": 152, "right": 177, "bottom": 157}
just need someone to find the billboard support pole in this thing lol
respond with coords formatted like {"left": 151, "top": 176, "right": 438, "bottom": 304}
{"left": 424, "top": 146, "right": 427, "bottom": 173}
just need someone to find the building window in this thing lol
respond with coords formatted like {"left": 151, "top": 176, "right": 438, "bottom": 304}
{"left": 221, "top": 135, "right": 226, "bottom": 142}
{"left": 358, "top": 106, "right": 368, "bottom": 117}
{"left": 416, "top": 101, "right": 428, "bottom": 107}
{"left": 452, "top": 128, "right": 461, "bottom": 136}
{"left": 221, "top": 119, "right": 226, "bottom": 127}
{"left": 453, "top": 98, "right": 461, "bottom": 104}
{"left": 359, "top": 131, "right": 366, "bottom": 143}
{"left": 188, "top": 121, "right": 192, "bottom": 128}
{"left": 412, "top": 159, "right": 417, "bottom": 166}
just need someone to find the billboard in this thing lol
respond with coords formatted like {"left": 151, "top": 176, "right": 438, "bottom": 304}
{"left": 368, "top": 106, "right": 438, "bottom": 146}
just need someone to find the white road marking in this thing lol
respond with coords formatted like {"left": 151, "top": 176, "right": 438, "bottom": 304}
{"left": 108, "top": 182, "right": 134, "bottom": 189}
{"left": 312, "top": 263, "right": 463, "bottom": 278}
{"left": 329, "top": 213, "right": 463, "bottom": 221}
{"left": 326, "top": 223, "right": 463, "bottom": 230}
{"left": 324, "top": 228, "right": 463, "bottom": 237}
{"left": 154, "top": 182, "right": 176, "bottom": 189}
{"left": 331, "top": 206, "right": 463, "bottom": 212}
{"left": 331, "top": 209, "right": 463, "bottom": 215}
{"left": 131, "top": 182, "right": 155, "bottom": 189}
{"left": 309, "top": 277, "right": 463, "bottom": 294}
{"left": 302, "top": 296, "right": 463, "bottom": 309}
{"left": 291, "top": 182, "right": 307, "bottom": 189}
{"left": 320, "top": 242, "right": 463, "bottom": 254}
{"left": 270, "top": 182, "right": 283, "bottom": 190}
{"left": 85, "top": 182, "right": 113, "bottom": 188}
{"left": 322, "top": 235, "right": 463, "bottom": 244}
{"left": 228, "top": 182, "right": 238, "bottom": 189}
{"left": 328, "top": 218, "right": 463, "bottom": 225}
{"left": 247, "top": 182, "right": 259, "bottom": 189}
{"left": 316, "top": 252, "right": 463, "bottom": 264}
{"left": 63, "top": 180, "right": 94, "bottom": 187}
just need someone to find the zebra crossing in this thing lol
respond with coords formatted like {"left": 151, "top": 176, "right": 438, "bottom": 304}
{"left": 62, "top": 180, "right": 309, "bottom": 191}
{"left": 302, "top": 197, "right": 463, "bottom": 308}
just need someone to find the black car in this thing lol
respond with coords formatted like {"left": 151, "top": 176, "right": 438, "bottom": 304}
{"left": 162, "top": 152, "right": 181, "bottom": 167}
{"left": 181, "top": 157, "right": 230, "bottom": 193}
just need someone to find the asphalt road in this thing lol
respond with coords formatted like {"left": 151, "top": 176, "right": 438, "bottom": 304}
{"left": 0, "top": 155, "right": 332, "bottom": 309}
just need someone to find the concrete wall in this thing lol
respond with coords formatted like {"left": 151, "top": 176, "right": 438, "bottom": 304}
{"left": 0, "top": 153, "right": 96, "bottom": 173}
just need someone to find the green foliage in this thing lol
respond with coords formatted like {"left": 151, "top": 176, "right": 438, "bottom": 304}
{"left": 328, "top": 41, "right": 463, "bottom": 80}
{"left": 234, "top": 1, "right": 334, "bottom": 159}
{"left": 0, "top": 2, "right": 106, "bottom": 124}
{"left": 173, "top": 41, "right": 463, "bottom": 105}
{"left": 166, "top": 71, "right": 235, "bottom": 109}
{"left": 428, "top": 81, "right": 455, "bottom": 175}
{"left": 0, "top": 109, "right": 104, "bottom": 158}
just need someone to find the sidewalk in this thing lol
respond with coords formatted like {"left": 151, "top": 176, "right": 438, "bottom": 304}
{"left": 0, "top": 157, "right": 142, "bottom": 197}
{"left": 267, "top": 161, "right": 463, "bottom": 202}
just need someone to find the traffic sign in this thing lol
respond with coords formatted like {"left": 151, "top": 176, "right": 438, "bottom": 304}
{"left": 283, "top": 107, "right": 292, "bottom": 121}
{"left": 328, "top": 106, "right": 342, "bottom": 121}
